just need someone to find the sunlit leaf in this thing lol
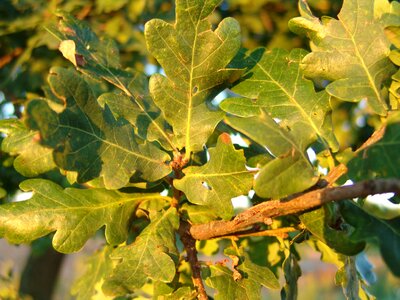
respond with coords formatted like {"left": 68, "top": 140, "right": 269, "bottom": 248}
{"left": 181, "top": 203, "right": 219, "bottom": 224}
{"left": 205, "top": 244, "right": 280, "bottom": 298}
{"left": 174, "top": 134, "right": 253, "bottom": 220}
{"left": 145, "top": 0, "right": 241, "bottom": 155}
{"left": 1, "top": 0, "right": 400, "bottom": 297}
{"left": 205, "top": 265, "right": 260, "bottom": 300}
{"left": 224, "top": 246, "right": 280, "bottom": 290}
{"left": 378, "top": 0, "right": 400, "bottom": 27}
{"left": 0, "top": 179, "right": 170, "bottom": 253}
{"left": 389, "top": 69, "right": 400, "bottom": 109}
{"left": 289, "top": 0, "right": 396, "bottom": 115}
{"left": 223, "top": 108, "right": 318, "bottom": 199}
{"left": 102, "top": 207, "right": 179, "bottom": 294}
{"left": 255, "top": 153, "right": 318, "bottom": 199}
{"left": 25, "top": 67, "right": 171, "bottom": 189}
{"left": 223, "top": 48, "right": 338, "bottom": 151}
{"left": 0, "top": 119, "right": 56, "bottom": 177}
{"left": 197, "top": 239, "right": 220, "bottom": 257}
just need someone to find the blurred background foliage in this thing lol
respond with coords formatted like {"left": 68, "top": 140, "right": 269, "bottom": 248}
{"left": 1, "top": 0, "right": 399, "bottom": 299}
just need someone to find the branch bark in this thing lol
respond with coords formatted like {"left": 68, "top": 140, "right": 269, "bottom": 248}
{"left": 179, "top": 221, "right": 208, "bottom": 300}
{"left": 172, "top": 153, "right": 208, "bottom": 299}
{"left": 190, "top": 178, "right": 400, "bottom": 240}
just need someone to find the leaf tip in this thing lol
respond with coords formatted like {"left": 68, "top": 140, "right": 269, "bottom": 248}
{"left": 59, "top": 40, "right": 77, "bottom": 66}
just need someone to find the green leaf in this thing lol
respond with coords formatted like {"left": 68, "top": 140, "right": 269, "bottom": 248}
{"left": 97, "top": 75, "right": 174, "bottom": 150}
{"left": 255, "top": 153, "right": 318, "bottom": 199}
{"left": 0, "top": 119, "right": 56, "bottom": 177}
{"left": 25, "top": 67, "right": 171, "bottom": 189}
{"left": 289, "top": 0, "right": 396, "bottom": 115}
{"left": 181, "top": 203, "right": 219, "bottom": 224}
{"left": 223, "top": 109, "right": 318, "bottom": 199}
{"left": 224, "top": 246, "right": 280, "bottom": 290}
{"left": 300, "top": 205, "right": 365, "bottom": 256}
{"left": 102, "top": 207, "right": 179, "bottom": 295}
{"left": 340, "top": 200, "right": 400, "bottom": 276}
{"left": 348, "top": 120, "right": 400, "bottom": 180}
{"left": 52, "top": 12, "right": 121, "bottom": 80}
{"left": 389, "top": 69, "right": 400, "bottom": 110}
{"left": 281, "top": 252, "right": 301, "bottom": 300}
{"left": 174, "top": 134, "right": 253, "bottom": 220}
{"left": 378, "top": 0, "right": 400, "bottom": 27}
{"left": 197, "top": 239, "right": 220, "bottom": 257}
{"left": 49, "top": 12, "right": 175, "bottom": 151}
{"left": 145, "top": 0, "right": 241, "bottom": 155}
{"left": 308, "top": 239, "right": 346, "bottom": 268}
{"left": 386, "top": 26, "right": 400, "bottom": 50}
{"left": 205, "top": 265, "right": 260, "bottom": 300}
{"left": 71, "top": 246, "right": 114, "bottom": 300}
{"left": 223, "top": 48, "right": 338, "bottom": 151}
{"left": 0, "top": 179, "right": 169, "bottom": 253}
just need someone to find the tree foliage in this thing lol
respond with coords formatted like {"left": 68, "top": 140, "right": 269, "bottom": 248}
{"left": 1, "top": 0, "right": 400, "bottom": 299}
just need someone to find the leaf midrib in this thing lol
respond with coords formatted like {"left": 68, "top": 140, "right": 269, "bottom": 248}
{"left": 248, "top": 52, "right": 326, "bottom": 151}
{"left": 124, "top": 211, "right": 175, "bottom": 283}
{"left": 58, "top": 124, "right": 165, "bottom": 165}
{"left": 185, "top": 4, "right": 205, "bottom": 158}
{"left": 339, "top": 0, "right": 384, "bottom": 109}
{"left": 10, "top": 190, "right": 169, "bottom": 212}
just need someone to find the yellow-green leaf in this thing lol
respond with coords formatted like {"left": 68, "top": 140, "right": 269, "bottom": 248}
{"left": 222, "top": 48, "right": 338, "bottom": 151}
{"left": 223, "top": 109, "right": 319, "bottom": 199}
{"left": 0, "top": 119, "right": 56, "bottom": 177}
{"left": 145, "top": 0, "right": 241, "bottom": 156}
{"left": 0, "top": 179, "right": 170, "bottom": 253}
{"left": 174, "top": 134, "right": 253, "bottom": 220}
{"left": 103, "top": 207, "right": 179, "bottom": 294}
{"left": 289, "top": 0, "right": 396, "bottom": 115}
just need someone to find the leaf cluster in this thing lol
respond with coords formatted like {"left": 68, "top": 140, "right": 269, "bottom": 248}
{"left": 1, "top": 0, "right": 400, "bottom": 299}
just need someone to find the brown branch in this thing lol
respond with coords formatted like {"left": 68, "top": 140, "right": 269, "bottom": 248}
{"left": 355, "top": 124, "right": 386, "bottom": 154}
{"left": 190, "top": 178, "right": 400, "bottom": 240}
{"left": 171, "top": 153, "right": 207, "bottom": 298}
{"left": 325, "top": 164, "right": 348, "bottom": 185}
{"left": 221, "top": 226, "right": 299, "bottom": 239}
{"left": 170, "top": 152, "right": 187, "bottom": 208}
{"left": 179, "top": 221, "right": 208, "bottom": 300}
